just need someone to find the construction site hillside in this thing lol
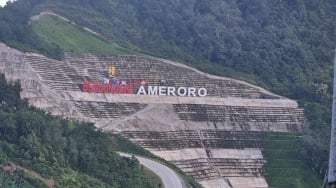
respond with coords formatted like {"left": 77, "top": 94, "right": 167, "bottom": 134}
{"left": 0, "top": 43, "right": 304, "bottom": 188}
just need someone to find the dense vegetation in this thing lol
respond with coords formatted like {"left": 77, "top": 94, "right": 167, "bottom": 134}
{"left": 0, "top": 74, "right": 155, "bottom": 187}
{"left": 263, "top": 132, "right": 322, "bottom": 188}
{"left": 0, "top": 0, "right": 336, "bottom": 186}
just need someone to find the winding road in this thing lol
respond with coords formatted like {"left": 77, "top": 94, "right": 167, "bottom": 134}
{"left": 119, "top": 153, "right": 185, "bottom": 188}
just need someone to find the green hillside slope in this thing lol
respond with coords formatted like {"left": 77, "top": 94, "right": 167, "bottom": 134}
{"left": 32, "top": 14, "right": 132, "bottom": 55}
{"left": 30, "top": 12, "right": 323, "bottom": 187}
{"left": 31, "top": 1, "right": 334, "bottom": 183}
{"left": 0, "top": 0, "right": 335, "bottom": 187}
{"left": 263, "top": 132, "right": 322, "bottom": 188}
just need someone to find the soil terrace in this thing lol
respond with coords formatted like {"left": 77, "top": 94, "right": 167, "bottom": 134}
{"left": 0, "top": 43, "right": 304, "bottom": 188}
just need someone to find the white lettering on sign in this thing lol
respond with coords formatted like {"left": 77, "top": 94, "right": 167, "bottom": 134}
{"left": 177, "top": 87, "right": 187, "bottom": 96}
{"left": 148, "top": 86, "right": 158, "bottom": 95}
{"left": 137, "top": 86, "right": 207, "bottom": 97}
{"left": 188, "top": 87, "right": 196, "bottom": 97}
{"left": 137, "top": 86, "right": 146, "bottom": 95}
{"left": 167, "top": 87, "right": 176, "bottom": 96}
{"left": 198, "top": 88, "right": 207, "bottom": 97}
{"left": 159, "top": 86, "right": 167, "bottom": 96}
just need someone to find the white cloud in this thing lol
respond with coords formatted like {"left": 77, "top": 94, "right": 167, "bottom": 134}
{"left": 0, "top": 0, "right": 15, "bottom": 7}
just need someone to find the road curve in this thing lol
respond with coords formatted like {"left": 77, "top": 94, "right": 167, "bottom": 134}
{"left": 119, "top": 153, "right": 184, "bottom": 188}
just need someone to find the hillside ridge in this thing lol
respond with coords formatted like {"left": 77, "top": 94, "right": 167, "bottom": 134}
{"left": 30, "top": 10, "right": 281, "bottom": 98}
{"left": 0, "top": 1, "right": 331, "bottom": 187}
{"left": 30, "top": 10, "right": 100, "bottom": 37}
{"left": 0, "top": 42, "right": 313, "bottom": 187}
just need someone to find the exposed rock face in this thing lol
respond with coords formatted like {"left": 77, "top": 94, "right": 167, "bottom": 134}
{"left": 0, "top": 43, "right": 304, "bottom": 188}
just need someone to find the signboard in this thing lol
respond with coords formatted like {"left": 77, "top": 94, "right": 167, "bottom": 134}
{"left": 81, "top": 66, "right": 207, "bottom": 97}
{"left": 137, "top": 86, "right": 207, "bottom": 97}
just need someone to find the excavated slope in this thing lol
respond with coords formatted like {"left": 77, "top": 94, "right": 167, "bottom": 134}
{"left": 0, "top": 43, "right": 304, "bottom": 188}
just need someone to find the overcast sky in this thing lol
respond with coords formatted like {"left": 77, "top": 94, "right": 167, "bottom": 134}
{"left": 0, "top": 0, "right": 14, "bottom": 7}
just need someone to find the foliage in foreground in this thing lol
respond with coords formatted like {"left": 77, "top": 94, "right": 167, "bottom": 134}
{"left": 0, "top": 73, "right": 154, "bottom": 187}
{"left": 263, "top": 132, "right": 322, "bottom": 188}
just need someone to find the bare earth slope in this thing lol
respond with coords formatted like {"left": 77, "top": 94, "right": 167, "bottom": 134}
{"left": 0, "top": 43, "right": 304, "bottom": 188}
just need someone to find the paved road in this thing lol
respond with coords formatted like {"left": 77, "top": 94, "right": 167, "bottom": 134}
{"left": 119, "top": 153, "right": 185, "bottom": 188}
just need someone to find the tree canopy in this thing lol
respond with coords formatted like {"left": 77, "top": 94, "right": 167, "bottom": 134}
{"left": 0, "top": 73, "right": 155, "bottom": 187}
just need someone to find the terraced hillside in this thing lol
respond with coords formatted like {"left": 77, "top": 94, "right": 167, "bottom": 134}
{"left": 0, "top": 42, "right": 317, "bottom": 187}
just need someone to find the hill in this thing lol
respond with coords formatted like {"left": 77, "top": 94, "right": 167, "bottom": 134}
{"left": 31, "top": 12, "right": 133, "bottom": 55}
{"left": 30, "top": 0, "right": 336, "bottom": 180}
{"left": 0, "top": 0, "right": 335, "bottom": 187}
{"left": 0, "top": 41, "right": 322, "bottom": 188}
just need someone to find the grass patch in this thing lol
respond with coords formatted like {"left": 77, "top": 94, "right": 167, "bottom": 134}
{"left": 263, "top": 132, "right": 322, "bottom": 188}
{"left": 31, "top": 14, "right": 134, "bottom": 55}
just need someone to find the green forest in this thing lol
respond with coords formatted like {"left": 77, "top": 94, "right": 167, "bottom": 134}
{"left": 0, "top": 73, "right": 156, "bottom": 187}
{"left": 0, "top": 0, "right": 336, "bottom": 187}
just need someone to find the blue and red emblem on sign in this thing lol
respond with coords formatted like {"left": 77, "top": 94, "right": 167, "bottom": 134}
{"left": 82, "top": 66, "right": 145, "bottom": 94}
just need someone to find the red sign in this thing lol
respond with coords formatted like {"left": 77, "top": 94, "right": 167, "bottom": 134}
{"left": 82, "top": 81, "right": 133, "bottom": 94}
{"left": 81, "top": 65, "right": 146, "bottom": 94}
